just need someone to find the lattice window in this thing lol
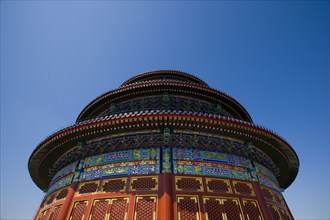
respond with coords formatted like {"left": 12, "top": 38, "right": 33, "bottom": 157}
{"left": 206, "top": 178, "right": 232, "bottom": 193}
{"left": 56, "top": 188, "right": 68, "bottom": 200}
{"left": 222, "top": 198, "right": 244, "bottom": 220}
{"left": 102, "top": 178, "right": 127, "bottom": 192}
{"left": 279, "top": 208, "right": 293, "bottom": 220}
{"left": 267, "top": 204, "right": 281, "bottom": 220}
{"left": 203, "top": 197, "right": 243, "bottom": 220}
{"left": 177, "top": 196, "right": 200, "bottom": 220}
{"left": 273, "top": 192, "right": 285, "bottom": 206}
{"left": 78, "top": 182, "right": 98, "bottom": 194}
{"left": 134, "top": 196, "right": 157, "bottom": 220}
{"left": 109, "top": 198, "right": 129, "bottom": 220}
{"left": 131, "top": 177, "right": 158, "bottom": 191}
{"left": 69, "top": 201, "right": 87, "bottom": 220}
{"left": 38, "top": 209, "right": 50, "bottom": 220}
{"left": 49, "top": 205, "right": 62, "bottom": 220}
{"left": 261, "top": 187, "right": 274, "bottom": 201}
{"left": 242, "top": 199, "right": 263, "bottom": 220}
{"left": 46, "top": 194, "right": 56, "bottom": 205}
{"left": 204, "top": 198, "right": 222, "bottom": 219}
{"left": 233, "top": 181, "right": 255, "bottom": 196}
{"left": 87, "top": 197, "right": 129, "bottom": 220}
{"left": 176, "top": 177, "right": 203, "bottom": 192}
{"left": 89, "top": 199, "right": 109, "bottom": 220}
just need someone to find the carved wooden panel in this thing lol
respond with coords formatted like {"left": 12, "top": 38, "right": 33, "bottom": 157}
{"left": 267, "top": 203, "right": 281, "bottom": 220}
{"left": 242, "top": 199, "right": 263, "bottom": 220}
{"left": 261, "top": 186, "right": 274, "bottom": 201}
{"left": 175, "top": 177, "right": 203, "bottom": 192}
{"left": 88, "top": 197, "right": 129, "bottom": 220}
{"left": 203, "top": 197, "right": 243, "bottom": 220}
{"left": 46, "top": 193, "right": 56, "bottom": 205}
{"left": 69, "top": 201, "right": 88, "bottom": 220}
{"left": 273, "top": 191, "right": 285, "bottom": 206}
{"left": 205, "top": 178, "right": 232, "bottom": 194}
{"left": 134, "top": 196, "right": 157, "bottom": 220}
{"left": 233, "top": 181, "right": 255, "bottom": 196}
{"left": 130, "top": 176, "right": 158, "bottom": 191}
{"left": 49, "top": 205, "right": 62, "bottom": 220}
{"left": 78, "top": 182, "right": 99, "bottom": 194}
{"left": 38, "top": 208, "right": 50, "bottom": 220}
{"left": 279, "top": 208, "right": 293, "bottom": 220}
{"left": 56, "top": 188, "right": 69, "bottom": 200}
{"left": 102, "top": 178, "right": 127, "bottom": 192}
{"left": 89, "top": 199, "right": 109, "bottom": 220}
{"left": 177, "top": 196, "right": 200, "bottom": 220}
{"left": 109, "top": 198, "right": 129, "bottom": 220}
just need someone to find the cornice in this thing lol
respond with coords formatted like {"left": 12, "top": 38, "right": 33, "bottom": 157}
{"left": 29, "top": 110, "right": 298, "bottom": 190}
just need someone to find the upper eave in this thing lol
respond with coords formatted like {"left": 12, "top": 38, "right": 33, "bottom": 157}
{"left": 75, "top": 80, "right": 253, "bottom": 123}
{"left": 120, "top": 70, "right": 209, "bottom": 87}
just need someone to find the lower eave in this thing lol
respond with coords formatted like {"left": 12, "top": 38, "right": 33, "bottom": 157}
{"left": 29, "top": 111, "right": 299, "bottom": 191}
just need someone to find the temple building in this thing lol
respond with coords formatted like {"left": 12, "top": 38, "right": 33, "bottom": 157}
{"left": 29, "top": 70, "right": 299, "bottom": 220}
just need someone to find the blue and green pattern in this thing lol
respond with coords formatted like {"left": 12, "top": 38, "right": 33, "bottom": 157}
{"left": 48, "top": 174, "right": 74, "bottom": 194}
{"left": 173, "top": 148, "right": 252, "bottom": 168}
{"left": 172, "top": 148, "right": 257, "bottom": 181}
{"left": 83, "top": 148, "right": 160, "bottom": 168}
{"left": 48, "top": 147, "right": 278, "bottom": 193}
{"left": 79, "top": 163, "right": 159, "bottom": 181}
{"left": 51, "top": 161, "right": 78, "bottom": 185}
{"left": 162, "top": 148, "right": 172, "bottom": 173}
{"left": 255, "top": 162, "right": 279, "bottom": 185}
{"left": 258, "top": 174, "right": 280, "bottom": 192}
{"left": 173, "top": 162, "right": 252, "bottom": 181}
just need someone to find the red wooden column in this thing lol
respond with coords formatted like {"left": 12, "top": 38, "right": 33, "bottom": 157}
{"left": 158, "top": 173, "right": 174, "bottom": 220}
{"left": 57, "top": 181, "right": 79, "bottom": 220}
{"left": 252, "top": 182, "right": 273, "bottom": 220}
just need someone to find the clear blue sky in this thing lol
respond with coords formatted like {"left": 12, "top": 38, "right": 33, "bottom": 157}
{"left": 1, "top": 1, "right": 329, "bottom": 219}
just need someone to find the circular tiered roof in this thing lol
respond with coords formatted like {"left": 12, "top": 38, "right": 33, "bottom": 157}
{"left": 76, "top": 70, "right": 253, "bottom": 123}
{"left": 28, "top": 70, "right": 299, "bottom": 191}
{"left": 120, "top": 70, "right": 209, "bottom": 87}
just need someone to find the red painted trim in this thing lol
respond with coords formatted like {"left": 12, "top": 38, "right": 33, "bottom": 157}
{"left": 57, "top": 182, "right": 78, "bottom": 220}
{"left": 252, "top": 182, "right": 273, "bottom": 220}
{"left": 158, "top": 173, "right": 174, "bottom": 220}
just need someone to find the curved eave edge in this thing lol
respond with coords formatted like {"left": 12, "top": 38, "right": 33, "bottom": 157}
{"left": 120, "top": 70, "right": 209, "bottom": 87}
{"left": 75, "top": 81, "right": 253, "bottom": 123}
{"left": 29, "top": 112, "right": 299, "bottom": 190}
